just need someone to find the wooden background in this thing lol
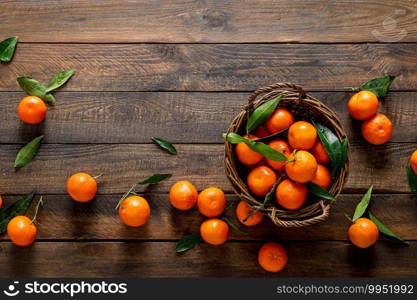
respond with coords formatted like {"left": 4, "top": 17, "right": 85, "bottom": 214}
{"left": 1, "top": 0, "right": 417, "bottom": 277}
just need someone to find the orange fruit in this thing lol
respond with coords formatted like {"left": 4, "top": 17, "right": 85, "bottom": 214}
{"left": 197, "top": 187, "right": 226, "bottom": 217}
{"left": 235, "top": 200, "right": 264, "bottom": 226}
{"left": 276, "top": 179, "right": 307, "bottom": 210}
{"left": 118, "top": 195, "right": 151, "bottom": 227}
{"left": 266, "top": 139, "right": 292, "bottom": 171}
{"left": 235, "top": 135, "right": 264, "bottom": 165}
{"left": 7, "top": 216, "right": 37, "bottom": 246}
{"left": 311, "top": 140, "right": 330, "bottom": 164}
{"left": 361, "top": 113, "right": 393, "bottom": 145}
{"left": 169, "top": 180, "right": 198, "bottom": 211}
{"left": 347, "top": 91, "right": 379, "bottom": 120}
{"left": 311, "top": 164, "right": 332, "bottom": 189}
{"left": 253, "top": 125, "right": 271, "bottom": 138}
{"left": 348, "top": 217, "right": 379, "bottom": 248}
{"left": 67, "top": 172, "right": 97, "bottom": 202}
{"left": 410, "top": 150, "right": 417, "bottom": 174}
{"left": 200, "top": 218, "right": 229, "bottom": 245}
{"left": 288, "top": 121, "right": 317, "bottom": 150}
{"left": 247, "top": 165, "right": 277, "bottom": 197}
{"left": 258, "top": 242, "right": 288, "bottom": 272}
{"left": 265, "top": 108, "right": 295, "bottom": 134}
{"left": 0, "top": 195, "right": 2, "bottom": 209}
{"left": 285, "top": 150, "right": 318, "bottom": 183}
{"left": 17, "top": 96, "right": 47, "bottom": 124}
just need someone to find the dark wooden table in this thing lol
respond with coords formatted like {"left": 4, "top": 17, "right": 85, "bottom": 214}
{"left": 1, "top": 0, "right": 417, "bottom": 277}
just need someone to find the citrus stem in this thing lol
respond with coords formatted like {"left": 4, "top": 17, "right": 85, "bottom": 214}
{"left": 30, "top": 196, "right": 44, "bottom": 224}
{"left": 115, "top": 184, "right": 137, "bottom": 210}
{"left": 93, "top": 173, "right": 104, "bottom": 179}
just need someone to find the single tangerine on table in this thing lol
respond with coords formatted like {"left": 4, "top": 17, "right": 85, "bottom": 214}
{"left": 265, "top": 108, "right": 295, "bottom": 134}
{"left": 169, "top": 180, "right": 198, "bottom": 211}
{"left": 235, "top": 200, "right": 264, "bottom": 226}
{"left": 247, "top": 165, "right": 277, "bottom": 197}
{"left": 118, "top": 195, "right": 151, "bottom": 227}
{"left": 348, "top": 217, "right": 379, "bottom": 248}
{"left": 197, "top": 187, "right": 226, "bottom": 217}
{"left": 200, "top": 218, "right": 229, "bottom": 245}
{"left": 285, "top": 150, "right": 318, "bottom": 183}
{"left": 276, "top": 179, "right": 307, "bottom": 210}
{"left": 258, "top": 242, "right": 288, "bottom": 272}
{"left": 410, "top": 150, "right": 417, "bottom": 174}
{"left": 288, "top": 121, "right": 317, "bottom": 150}
{"left": 266, "top": 139, "right": 292, "bottom": 171}
{"left": 235, "top": 135, "right": 263, "bottom": 165}
{"left": 311, "top": 140, "right": 330, "bottom": 164}
{"left": 18, "top": 96, "right": 47, "bottom": 124}
{"left": 67, "top": 172, "right": 97, "bottom": 202}
{"left": 347, "top": 91, "right": 379, "bottom": 120}
{"left": 361, "top": 113, "right": 393, "bottom": 145}
{"left": 7, "top": 216, "right": 37, "bottom": 246}
{"left": 311, "top": 164, "right": 332, "bottom": 190}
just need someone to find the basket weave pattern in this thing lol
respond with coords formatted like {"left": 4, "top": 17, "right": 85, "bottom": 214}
{"left": 224, "top": 83, "right": 350, "bottom": 227}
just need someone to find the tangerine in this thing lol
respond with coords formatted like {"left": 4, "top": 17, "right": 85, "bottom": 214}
{"left": 247, "top": 165, "right": 277, "bottom": 197}
{"left": 288, "top": 121, "right": 317, "bottom": 150}
{"left": 265, "top": 108, "right": 295, "bottom": 134}
{"left": 285, "top": 150, "right": 318, "bottom": 183}
{"left": 197, "top": 187, "right": 226, "bottom": 217}
{"left": 361, "top": 113, "right": 393, "bottom": 145}
{"left": 235, "top": 135, "right": 263, "bottom": 165}
{"left": 410, "top": 150, "right": 417, "bottom": 174}
{"left": 235, "top": 200, "right": 264, "bottom": 226}
{"left": 348, "top": 217, "right": 379, "bottom": 248}
{"left": 347, "top": 91, "right": 379, "bottom": 120}
{"left": 200, "top": 218, "right": 229, "bottom": 245}
{"left": 258, "top": 242, "right": 288, "bottom": 272}
{"left": 118, "top": 195, "right": 151, "bottom": 227}
{"left": 169, "top": 180, "right": 198, "bottom": 211}
{"left": 17, "top": 96, "right": 47, "bottom": 124}
{"left": 67, "top": 172, "right": 97, "bottom": 202}
{"left": 276, "top": 179, "right": 307, "bottom": 210}
{"left": 7, "top": 216, "right": 37, "bottom": 246}
{"left": 266, "top": 139, "right": 292, "bottom": 171}
{"left": 311, "top": 140, "right": 330, "bottom": 164}
{"left": 311, "top": 164, "right": 332, "bottom": 189}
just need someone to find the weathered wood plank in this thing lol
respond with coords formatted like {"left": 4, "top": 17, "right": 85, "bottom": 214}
{"left": 0, "top": 91, "right": 416, "bottom": 143}
{"left": 0, "top": 143, "right": 414, "bottom": 194}
{"left": 1, "top": 0, "right": 416, "bottom": 43}
{"left": 0, "top": 194, "right": 414, "bottom": 240}
{"left": 2, "top": 44, "right": 416, "bottom": 92}
{"left": 0, "top": 241, "right": 415, "bottom": 277}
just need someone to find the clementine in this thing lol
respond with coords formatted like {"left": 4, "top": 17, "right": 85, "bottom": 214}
{"left": 7, "top": 216, "right": 37, "bottom": 246}
{"left": 311, "top": 140, "right": 330, "bottom": 164}
{"left": 247, "top": 165, "right": 277, "bottom": 197}
{"left": 235, "top": 200, "right": 264, "bottom": 226}
{"left": 288, "top": 121, "right": 317, "bottom": 150}
{"left": 169, "top": 180, "right": 198, "bottom": 211}
{"left": 347, "top": 91, "right": 379, "bottom": 120}
{"left": 197, "top": 187, "right": 226, "bottom": 217}
{"left": 200, "top": 218, "right": 229, "bottom": 245}
{"left": 410, "top": 150, "right": 417, "bottom": 174}
{"left": 348, "top": 217, "right": 379, "bottom": 248}
{"left": 118, "top": 195, "right": 151, "bottom": 227}
{"left": 361, "top": 113, "right": 393, "bottom": 145}
{"left": 67, "top": 172, "right": 97, "bottom": 202}
{"left": 265, "top": 108, "right": 294, "bottom": 134}
{"left": 285, "top": 150, "right": 318, "bottom": 183}
{"left": 235, "top": 135, "right": 263, "bottom": 165}
{"left": 266, "top": 139, "right": 292, "bottom": 171}
{"left": 258, "top": 242, "right": 288, "bottom": 272}
{"left": 311, "top": 164, "right": 332, "bottom": 189}
{"left": 276, "top": 179, "right": 307, "bottom": 210}
{"left": 17, "top": 96, "right": 47, "bottom": 124}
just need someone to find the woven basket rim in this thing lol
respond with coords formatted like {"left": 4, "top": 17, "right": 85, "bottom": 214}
{"left": 224, "top": 82, "right": 350, "bottom": 228}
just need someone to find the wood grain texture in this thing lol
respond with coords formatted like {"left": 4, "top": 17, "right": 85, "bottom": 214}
{"left": 1, "top": 91, "right": 416, "bottom": 143}
{"left": 0, "top": 143, "right": 415, "bottom": 194}
{"left": 0, "top": 194, "right": 414, "bottom": 241}
{"left": 2, "top": 44, "right": 417, "bottom": 92}
{"left": 0, "top": 241, "right": 415, "bottom": 277}
{"left": 1, "top": 0, "right": 416, "bottom": 43}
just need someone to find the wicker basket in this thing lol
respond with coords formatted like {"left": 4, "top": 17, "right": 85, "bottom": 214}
{"left": 224, "top": 82, "right": 350, "bottom": 227}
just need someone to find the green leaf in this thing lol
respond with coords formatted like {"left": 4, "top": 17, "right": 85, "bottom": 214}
{"left": 222, "top": 216, "right": 246, "bottom": 234}
{"left": 358, "top": 75, "right": 395, "bottom": 98}
{"left": 0, "top": 36, "right": 18, "bottom": 62}
{"left": 246, "top": 96, "right": 282, "bottom": 133}
{"left": 151, "top": 137, "right": 177, "bottom": 155}
{"left": 306, "top": 182, "right": 337, "bottom": 202}
{"left": 16, "top": 77, "right": 47, "bottom": 99}
{"left": 138, "top": 173, "right": 172, "bottom": 184}
{"left": 314, "top": 123, "right": 347, "bottom": 176}
{"left": 224, "top": 133, "right": 287, "bottom": 162}
{"left": 369, "top": 211, "right": 407, "bottom": 245}
{"left": 175, "top": 233, "right": 202, "bottom": 253}
{"left": 406, "top": 165, "right": 417, "bottom": 195}
{"left": 46, "top": 69, "right": 75, "bottom": 93}
{"left": 14, "top": 135, "right": 43, "bottom": 168}
{"left": 352, "top": 186, "right": 373, "bottom": 222}
{"left": 0, "top": 191, "right": 35, "bottom": 233}
{"left": 44, "top": 93, "right": 57, "bottom": 104}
